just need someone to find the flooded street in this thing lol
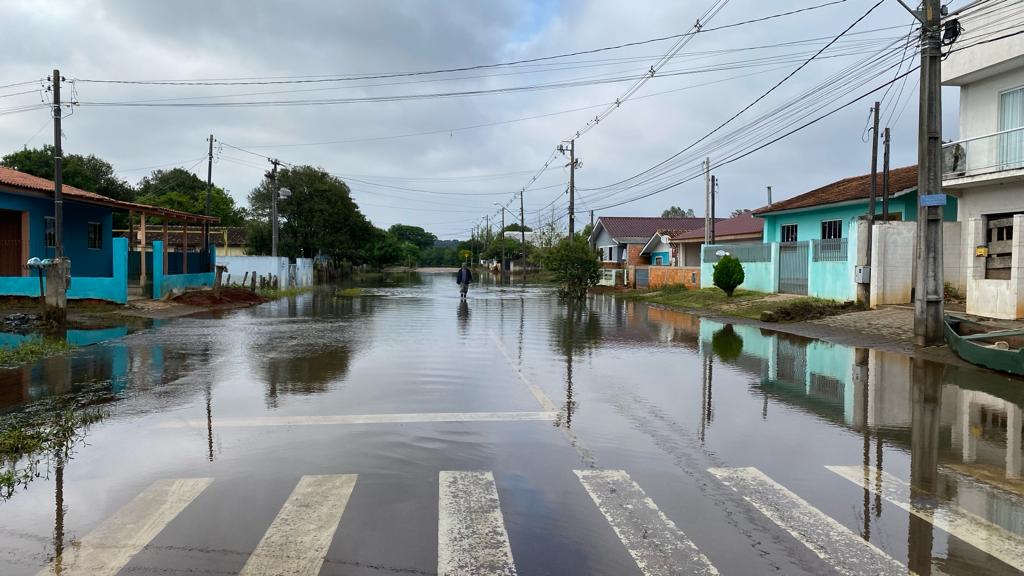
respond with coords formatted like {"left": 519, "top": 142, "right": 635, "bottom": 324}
{"left": 2, "top": 272, "right": 1023, "bottom": 575}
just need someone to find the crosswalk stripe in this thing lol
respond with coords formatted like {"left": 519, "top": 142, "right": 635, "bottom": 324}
{"left": 574, "top": 469, "right": 718, "bottom": 576}
{"left": 709, "top": 467, "right": 906, "bottom": 576}
{"left": 438, "top": 471, "right": 517, "bottom": 576}
{"left": 38, "top": 477, "right": 212, "bottom": 576}
{"left": 239, "top": 474, "right": 357, "bottom": 576}
{"left": 827, "top": 464, "right": 1024, "bottom": 570}
{"left": 158, "top": 411, "right": 557, "bottom": 428}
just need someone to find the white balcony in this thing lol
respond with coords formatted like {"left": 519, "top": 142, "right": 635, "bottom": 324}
{"left": 943, "top": 126, "right": 1024, "bottom": 189}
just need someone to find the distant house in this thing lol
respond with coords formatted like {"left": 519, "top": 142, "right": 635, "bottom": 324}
{"left": 589, "top": 216, "right": 704, "bottom": 268}
{"left": 641, "top": 212, "right": 763, "bottom": 267}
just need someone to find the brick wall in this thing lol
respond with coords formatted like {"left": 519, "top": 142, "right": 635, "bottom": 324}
{"left": 626, "top": 244, "right": 646, "bottom": 266}
{"left": 648, "top": 266, "right": 701, "bottom": 289}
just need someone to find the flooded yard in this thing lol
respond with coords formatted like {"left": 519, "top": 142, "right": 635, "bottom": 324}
{"left": 1, "top": 272, "right": 1022, "bottom": 575}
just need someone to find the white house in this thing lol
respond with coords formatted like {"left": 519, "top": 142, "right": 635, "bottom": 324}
{"left": 943, "top": 0, "right": 1024, "bottom": 318}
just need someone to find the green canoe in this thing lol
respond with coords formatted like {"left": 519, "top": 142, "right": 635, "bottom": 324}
{"left": 944, "top": 315, "right": 1024, "bottom": 376}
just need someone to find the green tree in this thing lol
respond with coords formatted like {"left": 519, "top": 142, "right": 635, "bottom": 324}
{"left": 542, "top": 237, "right": 600, "bottom": 299}
{"left": 483, "top": 237, "right": 521, "bottom": 261}
{"left": 138, "top": 168, "right": 244, "bottom": 225}
{"left": 503, "top": 223, "right": 532, "bottom": 233}
{"left": 247, "top": 165, "right": 378, "bottom": 263}
{"left": 662, "top": 206, "right": 695, "bottom": 218}
{"left": 2, "top": 146, "right": 135, "bottom": 203}
{"left": 712, "top": 255, "right": 745, "bottom": 297}
{"left": 387, "top": 224, "right": 437, "bottom": 250}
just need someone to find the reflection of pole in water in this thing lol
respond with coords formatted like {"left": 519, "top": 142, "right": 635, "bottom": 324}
{"left": 53, "top": 451, "right": 65, "bottom": 573}
{"left": 875, "top": 428, "right": 883, "bottom": 517}
{"left": 206, "top": 384, "right": 214, "bottom": 462}
{"left": 700, "top": 353, "right": 713, "bottom": 442}
{"left": 857, "top": 348, "right": 871, "bottom": 541}
{"left": 907, "top": 358, "right": 943, "bottom": 576}
{"left": 564, "top": 352, "right": 575, "bottom": 429}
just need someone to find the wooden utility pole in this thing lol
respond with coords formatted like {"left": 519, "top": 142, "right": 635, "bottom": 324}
{"left": 915, "top": 0, "right": 944, "bottom": 346}
{"left": 882, "top": 128, "right": 891, "bottom": 220}
{"left": 868, "top": 101, "right": 880, "bottom": 221}
{"left": 52, "top": 70, "right": 63, "bottom": 259}
{"left": 205, "top": 134, "right": 213, "bottom": 267}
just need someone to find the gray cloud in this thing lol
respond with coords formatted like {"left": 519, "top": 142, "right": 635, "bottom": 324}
{"left": 0, "top": 0, "right": 964, "bottom": 239}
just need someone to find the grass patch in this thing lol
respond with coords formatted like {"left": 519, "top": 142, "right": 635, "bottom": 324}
{"left": 625, "top": 285, "right": 862, "bottom": 322}
{"left": 336, "top": 287, "right": 364, "bottom": 298}
{"left": 0, "top": 337, "right": 71, "bottom": 369}
{"left": 257, "top": 285, "right": 316, "bottom": 299}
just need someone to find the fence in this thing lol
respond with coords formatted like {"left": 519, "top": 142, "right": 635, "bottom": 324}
{"left": 700, "top": 242, "right": 778, "bottom": 293}
{"left": 218, "top": 255, "right": 315, "bottom": 289}
{"left": 702, "top": 242, "right": 772, "bottom": 263}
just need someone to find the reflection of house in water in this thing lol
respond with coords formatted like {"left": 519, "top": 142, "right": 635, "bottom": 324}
{"left": 263, "top": 344, "right": 354, "bottom": 406}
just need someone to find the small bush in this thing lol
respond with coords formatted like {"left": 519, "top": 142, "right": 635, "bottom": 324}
{"left": 712, "top": 255, "right": 745, "bottom": 297}
{"left": 542, "top": 237, "right": 601, "bottom": 299}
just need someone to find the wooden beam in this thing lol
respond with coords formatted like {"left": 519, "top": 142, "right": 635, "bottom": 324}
{"left": 163, "top": 221, "right": 169, "bottom": 274}
{"left": 183, "top": 223, "right": 188, "bottom": 274}
{"left": 140, "top": 215, "right": 147, "bottom": 289}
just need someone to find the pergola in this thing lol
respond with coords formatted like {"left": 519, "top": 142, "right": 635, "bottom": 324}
{"left": 124, "top": 206, "right": 220, "bottom": 287}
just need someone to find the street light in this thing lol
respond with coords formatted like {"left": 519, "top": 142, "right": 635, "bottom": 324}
{"left": 272, "top": 187, "right": 291, "bottom": 258}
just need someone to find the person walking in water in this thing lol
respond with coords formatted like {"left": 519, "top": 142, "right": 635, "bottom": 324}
{"left": 456, "top": 262, "right": 473, "bottom": 299}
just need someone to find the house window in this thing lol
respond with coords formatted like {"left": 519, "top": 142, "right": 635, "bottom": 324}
{"left": 655, "top": 255, "right": 664, "bottom": 266}
{"left": 821, "top": 219, "right": 842, "bottom": 239}
{"left": 87, "top": 222, "right": 102, "bottom": 250}
{"left": 780, "top": 224, "right": 798, "bottom": 243}
{"left": 44, "top": 217, "right": 55, "bottom": 248}
{"left": 999, "top": 86, "right": 1024, "bottom": 169}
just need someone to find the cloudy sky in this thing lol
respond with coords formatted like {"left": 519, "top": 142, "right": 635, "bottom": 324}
{"left": 1, "top": 0, "right": 967, "bottom": 239}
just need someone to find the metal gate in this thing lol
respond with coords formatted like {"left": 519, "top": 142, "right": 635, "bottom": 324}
{"left": 778, "top": 241, "right": 808, "bottom": 295}
{"left": 635, "top": 267, "right": 649, "bottom": 289}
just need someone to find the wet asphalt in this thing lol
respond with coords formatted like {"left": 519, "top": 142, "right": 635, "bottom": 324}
{"left": 1, "top": 271, "right": 1023, "bottom": 575}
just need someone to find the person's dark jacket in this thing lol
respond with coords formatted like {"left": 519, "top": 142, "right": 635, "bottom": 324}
{"left": 456, "top": 268, "right": 473, "bottom": 284}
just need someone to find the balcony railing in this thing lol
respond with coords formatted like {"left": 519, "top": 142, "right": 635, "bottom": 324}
{"left": 943, "top": 126, "right": 1024, "bottom": 178}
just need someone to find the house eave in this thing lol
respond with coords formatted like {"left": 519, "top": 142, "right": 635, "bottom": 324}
{"left": 755, "top": 187, "right": 916, "bottom": 217}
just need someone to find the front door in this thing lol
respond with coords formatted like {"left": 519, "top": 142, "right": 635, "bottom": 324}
{"left": 0, "top": 209, "right": 23, "bottom": 276}
{"left": 778, "top": 241, "right": 809, "bottom": 295}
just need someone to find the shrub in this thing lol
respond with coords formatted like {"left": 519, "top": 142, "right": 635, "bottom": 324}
{"left": 542, "top": 237, "right": 601, "bottom": 299}
{"left": 712, "top": 255, "right": 744, "bottom": 297}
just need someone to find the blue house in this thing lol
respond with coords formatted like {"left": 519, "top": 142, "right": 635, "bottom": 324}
{"left": 0, "top": 167, "right": 218, "bottom": 303}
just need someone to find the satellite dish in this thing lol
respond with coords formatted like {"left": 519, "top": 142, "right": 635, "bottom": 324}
{"left": 661, "top": 235, "right": 671, "bottom": 244}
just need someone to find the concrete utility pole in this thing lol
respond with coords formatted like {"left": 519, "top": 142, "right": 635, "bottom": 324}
{"left": 882, "top": 127, "right": 891, "bottom": 221}
{"left": 205, "top": 134, "right": 213, "bottom": 267}
{"left": 568, "top": 139, "right": 576, "bottom": 238}
{"left": 48, "top": 69, "right": 68, "bottom": 326}
{"left": 767, "top": 185, "right": 772, "bottom": 206}
{"left": 704, "top": 157, "right": 711, "bottom": 245}
{"left": 710, "top": 175, "right": 717, "bottom": 244}
{"left": 519, "top": 192, "right": 527, "bottom": 283}
{"left": 499, "top": 210, "right": 505, "bottom": 282}
{"left": 267, "top": 159, "right": 281, "bottom": 258}
{"left": 915, "top": 0, "right": 944, "bottom": 346}
{"left": 859, "top": 101, "right": 881, "bottom": 305}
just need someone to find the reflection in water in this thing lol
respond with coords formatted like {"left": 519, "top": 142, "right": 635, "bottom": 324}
{"left": 264, "top": 345, "right": 354, "bottom": 408}
{"left": 458, "top": 300, "right": 470, "bottom": 336}
{"left": 551, "top": 301, "right": 601, "bottom": 429}
{"left": 710, "top": 325, "right": 743, "bottom": 362}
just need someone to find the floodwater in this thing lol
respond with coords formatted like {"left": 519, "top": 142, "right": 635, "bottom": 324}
{"left": 0, "top": 272, "right": 1022, "bottom": 575}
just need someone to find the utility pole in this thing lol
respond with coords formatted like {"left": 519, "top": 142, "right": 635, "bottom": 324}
{"left": 868, "top": 101, "right": 880, "bottom": 221}
{"left": 205, "top": 134, "right": 213, "bottom": 267}
{"left": 519, "top": 192, "right": 527, "bottom": 283}
{"left": 767, "top": 185, "right": 772, "bottom": 206}
{"left": 710, "top": 175, "right": 717, "bottom": 244}
{"left": 267, "top": 159, "right": 281, "bottom": 258}
{"left": 915, "top": 0, "right": 944, "bottom": 346}
{"left": 499, "top": 209, "right": 505, "bottom": 283}
{"left": 882, "top": 127, "right": 891, "bottom": 221}
{"left": 704, "top": 158, "right": 711, "bottom": 245}
{"left": 48, "top": 69, "right": 68, "bottom": 327}
{"left": 568, "top": 139, "right": 576, "bottom": 237}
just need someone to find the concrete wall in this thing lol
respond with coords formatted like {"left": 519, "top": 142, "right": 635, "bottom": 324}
{"left": 0, "top": 192, "right": 114, "bottom": 276}
{"left": 152, "top": 241, "right": 216, "bottom": 299}
{"left": 944, "top": 221, "right": 965, "bottom": 294}
{"left": 699, "top": 243, "right": 777, "bottom": 293}
{"left": 965, "top": 214, "right": 1024, "bottom": 318}
{"left": 682, "top": 243, "right": 701, "bottom": 266}
{"left": 647, "top": 266, "right": 700, "bottom": 289}
{"left": 219, "top": 255, "right": 289, "bottom": 285}
{"left": 944, "top": 1, "right": 1024, "bottom": 86}
{"left": 869, "top": 222, "right": 916, "bottom": 307}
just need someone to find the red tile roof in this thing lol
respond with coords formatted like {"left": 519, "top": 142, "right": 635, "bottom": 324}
{"left": 672, "top": 212, "right": 763, "bottom": 241}
{"left": 597, "top": 216, "right": 705, "bottom": 241}
{"left": 0, "top": 166, "right": 219, "bottom": 223}
{"left": 753, "top": 165, "right": 918, "bottom": 215}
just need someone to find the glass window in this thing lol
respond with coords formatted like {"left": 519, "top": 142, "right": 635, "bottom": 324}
{"left": 780, "top": 224, "right": 798, "bottom": 243}
{"left": 999, "top": 86, "right": 1024, "bottom": 168}
{"left": 44, "top": 217, "right": 55, "bottom": 248}
{"left": 87, "top": 222, "right": 103, "bottom": 250}
{"left": 821, "top": 219, "right": 842, "bottom": 239}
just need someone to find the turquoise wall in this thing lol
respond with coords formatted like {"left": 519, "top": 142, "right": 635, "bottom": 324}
{"left": 700, "top": 248, "right": 776, "bottom": 293}
{"left": 760, "top": 192, "right": 957, "bottom": 243}
{"left": 152, "top": 241, "right": 216, "bottom": 299}
{"left": 650, "top": 251, "right": 670, "bottom": 266}
{"left": 0, "top": 237, "right": 127, "bottom": 303}
{"left": 0, "top": 192, "right": 114, "bottom": 276}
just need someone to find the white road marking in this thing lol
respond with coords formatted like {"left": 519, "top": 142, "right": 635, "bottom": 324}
{"left": 38, "top": 478, "right": 212, "bottom": 576}
{"left": 239, "top": 474, "right": 357, "bottom": 576}
{"left": 574, "top": 469, "right": 718, "bottom": 576}
{"left": 158, "top": 411, "right": 557, "bottom": 428}
{"left": 438, "top": 471, "right": 517, "bottom": 576}
{"left": 709, "top": 467, "right": 906, "bottom": 576}
{"left": 828, "top": 464, "right": 1024, "bottom": 570}
{"left": 489, "top": 331, "right": 557, "bottom": 412}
